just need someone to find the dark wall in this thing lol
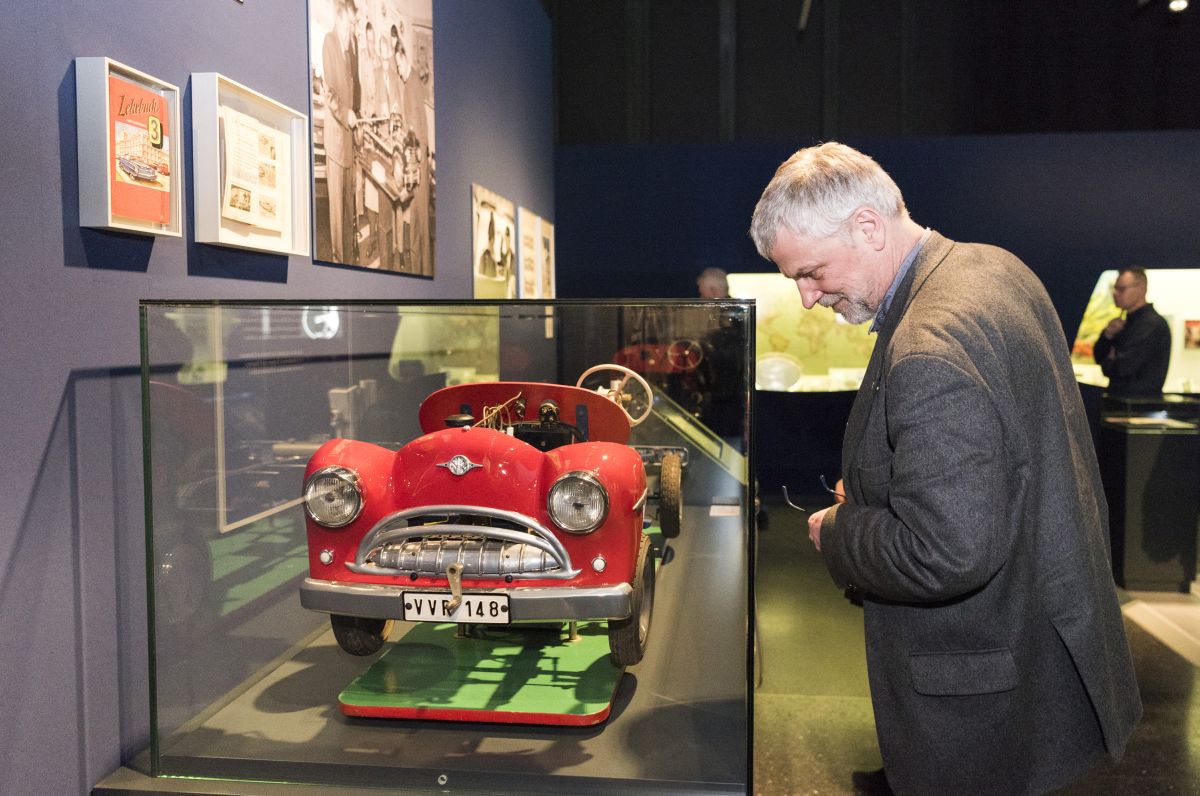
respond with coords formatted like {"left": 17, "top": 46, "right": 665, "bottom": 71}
{"left": 556, "top": 131, "right": 1200, "bottom": 323}
{"left": 0, "top": 2, "right": 553, "bottom": 793}
{"left": 552, "top": 0, "right": 1200, "bottom": 144}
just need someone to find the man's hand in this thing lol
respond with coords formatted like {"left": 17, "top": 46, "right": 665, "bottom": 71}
{"left": 1103, "top": 317, "right": 1126, "bottom": 340}
{"left": 808, "top": 506, "right": 831, "bottom": 551}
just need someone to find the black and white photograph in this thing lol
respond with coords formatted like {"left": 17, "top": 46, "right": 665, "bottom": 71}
{"left": 472, "top": 183, "right": 516, "bottom": 299}
{"left": 309, "top": 0, "right": 435, "bottom": 276}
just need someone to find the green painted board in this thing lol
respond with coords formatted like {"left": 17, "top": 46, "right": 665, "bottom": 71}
{"left": 338, "top": 621, "right": 623, "bottom": 725}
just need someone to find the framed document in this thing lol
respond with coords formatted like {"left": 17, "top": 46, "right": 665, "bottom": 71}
{"left": 76, "top": 57, "right": 182, "bottom": 236}
{"left": 517, "top": 207, "right": 541, "bottom": 299}
{"left": 518, "top": 209, "right": 556, "bottom": 300}
{"left": 191, "top": 73, "right": 311, "bottom": 255}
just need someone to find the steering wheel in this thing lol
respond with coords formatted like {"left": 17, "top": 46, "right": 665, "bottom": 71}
{"left": 666, "top": 339, "right": 704, "bottom": 371}
{"left": 576, "top": 364, "right": 654, "bottom": 426}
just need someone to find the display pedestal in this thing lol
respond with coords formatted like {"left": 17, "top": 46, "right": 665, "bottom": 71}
{"left": 1099, "top": 421, "right": 1199, "bottom": 592}
{"left": 339, "top": 621, "right": 623, "bottom": 726}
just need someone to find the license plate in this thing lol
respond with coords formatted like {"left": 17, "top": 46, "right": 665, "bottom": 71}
{"left": 402, "top": 592, "right": 510, "bottom": 624}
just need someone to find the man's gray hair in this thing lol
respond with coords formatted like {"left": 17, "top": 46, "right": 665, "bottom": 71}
{"left": 749, "top": 142, "right": 908, "bottom": 257}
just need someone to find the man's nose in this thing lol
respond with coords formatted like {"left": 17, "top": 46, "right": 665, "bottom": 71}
{"left": 797, "top": 282, "right": 822, "bottom": 309}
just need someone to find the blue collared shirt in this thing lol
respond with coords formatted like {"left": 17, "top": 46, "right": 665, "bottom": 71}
{"left": 870, "top": 228, "right": 932, "bottom": 333}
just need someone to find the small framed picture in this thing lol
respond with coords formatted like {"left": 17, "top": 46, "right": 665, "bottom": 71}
{"left": 472, "top": 184, "right": 516, "bottom": 299}
{"left": 191, "top": 73, "right": 311, "bottom": 256}
{"left": 517, "top": 208, "right": 556, "bottom": 299}
{"left": 76, "top": 57, "right": 183, "bottom": 236}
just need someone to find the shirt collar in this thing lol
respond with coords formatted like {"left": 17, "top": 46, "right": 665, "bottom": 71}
{"left": 870, "top": 228, "right": 931, "bottom": 333}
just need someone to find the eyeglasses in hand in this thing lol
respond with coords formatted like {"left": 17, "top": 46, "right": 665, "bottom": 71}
{"left": 782, "top": 474, "right": 845, "bottom": 512}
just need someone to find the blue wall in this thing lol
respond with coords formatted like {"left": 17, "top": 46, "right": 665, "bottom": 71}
{"left": 555, "top": 132, "right": 1200, "bottom": 331}
{"left": 0, "top": 2, "right": 553, "bottom": 793}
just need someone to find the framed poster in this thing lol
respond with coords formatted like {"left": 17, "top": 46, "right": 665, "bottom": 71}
{"left": 309, "top": 0, "right": 435, "bottom": 275}
{"left": 517, "top": 208, "right": 556, "bottom": 299}
{"left": 472, "top": 184, "right": 516, "bottom": 299}
{"left": 192, "top": 73, "right": 311, "bottom": 256}
{"left": 76, "top": 57, "right": 182, "bottom": 236}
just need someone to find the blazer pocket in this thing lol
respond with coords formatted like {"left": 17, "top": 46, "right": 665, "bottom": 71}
{"left": 853, "top": 460, "right": 891, "bottom": 505}
{"left": 909, "top": 648, "right": 1017, "bottom": 696}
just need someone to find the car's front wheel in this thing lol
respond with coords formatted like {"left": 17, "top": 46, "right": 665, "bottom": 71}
{"left": 608, "top": 535, "right": 654, "bottom": 667}
{"left": 330, "top": 614, "right": 394, "bottom": 656}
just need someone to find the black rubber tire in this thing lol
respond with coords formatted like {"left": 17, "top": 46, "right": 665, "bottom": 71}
{"left": 330, "top": 614, "right": 394, "bottom": 656}
{"left": 608, "top": 535, "right": 655, "bottom": 667}
{"left": 658, "top": 452, "right": 683, "bottom": 539}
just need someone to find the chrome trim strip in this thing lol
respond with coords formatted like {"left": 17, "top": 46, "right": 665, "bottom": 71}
{"left": 300, "top": 577, "right": 632, "bottom": 621}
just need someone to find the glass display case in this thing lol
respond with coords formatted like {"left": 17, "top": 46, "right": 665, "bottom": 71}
{"left": 137, "top": 299, "right": 753, "bottom": 792}
{"left": 1098, "top": 394, "right": 1200, "bottom": 592}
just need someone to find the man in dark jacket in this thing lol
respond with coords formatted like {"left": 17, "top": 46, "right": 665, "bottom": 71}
{"left": 750, "top": 142, "right": 1141, "bottom": 795}
{"left": 1093, "top": 268, "right": 1172, "bottom": 397}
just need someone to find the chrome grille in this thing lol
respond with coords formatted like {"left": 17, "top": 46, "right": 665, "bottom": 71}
{"left": 347, "top": 504, "right": 580, "bottom": 580}
{"left": 373, "top": 536, "right": 559, "bottom": 576}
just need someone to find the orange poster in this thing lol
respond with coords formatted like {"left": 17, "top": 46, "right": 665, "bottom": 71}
{"left": 108, "top": 73, "right": 171, "bottom": 225}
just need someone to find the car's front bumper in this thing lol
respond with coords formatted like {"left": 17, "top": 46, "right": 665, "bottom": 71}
{"left": 299, "top": 577, "right": 633, "bottom": 621}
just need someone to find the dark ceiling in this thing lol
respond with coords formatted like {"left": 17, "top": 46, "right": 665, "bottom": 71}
{"left": 548, "top": 0, "right": 1200, "bottom": 145}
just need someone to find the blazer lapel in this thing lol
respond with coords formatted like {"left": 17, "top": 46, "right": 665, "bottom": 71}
{"left": 841, "top": 232, "right": 955, "bottom": 478}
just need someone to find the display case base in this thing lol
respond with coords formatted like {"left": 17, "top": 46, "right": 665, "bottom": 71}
{"left": 338, "top": 621, "right": 623, "bottom": 726}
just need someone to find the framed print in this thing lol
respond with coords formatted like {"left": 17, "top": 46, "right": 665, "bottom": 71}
{"left": 517, "top": 207, "right": 540, "bottom": 298}
{"left": 309, "top": 0, "right": 435, "bottom": 275}
{"left": 538, "top": 217, "right": 556, "bottom": 299}
{"left": 192, "top": 73, "right": 311, "bottom": 256}
{"left": 472, "top": 184, "right": 516, "bottom": 299}
{"left": 517, "top": 208, "right": 556, "bottom": 299}
{"left": 76, "top": 57, "right": 182, "bottom": 236}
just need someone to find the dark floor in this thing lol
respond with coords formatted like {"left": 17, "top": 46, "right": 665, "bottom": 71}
{"left": 753, "top": 499, "right": 1200, "bottom": 796}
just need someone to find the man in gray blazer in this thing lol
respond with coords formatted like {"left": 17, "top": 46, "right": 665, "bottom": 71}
{"left": 750, "top": 143, "right": 1141, "bottom": 795}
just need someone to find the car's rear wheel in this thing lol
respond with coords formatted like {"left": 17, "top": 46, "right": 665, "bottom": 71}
{"left": 658, "top": 452, "right": 683, "bottom": 539}
{"left": 330, "top": 614, "right": 394, "bottom": 656}
{"left": 608, "top": 535, "right": 654, "bottom": 667}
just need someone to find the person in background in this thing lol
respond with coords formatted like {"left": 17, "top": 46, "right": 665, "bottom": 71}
{"left": 321, "top": 0, "right": 357, "bottom": 263}
{"left": 477, "top": 213, "right": 498, "bottom": 278}
{"left": 749, "top": 141, "right": 1141, "bottom": 795}
{"left": 1093, "top": 267, "right": 1172, "bottom": 397}
{"left": 696, "top": 266, "right": 729, "bottom": 298}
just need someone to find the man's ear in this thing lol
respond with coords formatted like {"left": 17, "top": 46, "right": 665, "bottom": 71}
{"left": 852, "top": 207, "right": 886, "bottom": 251}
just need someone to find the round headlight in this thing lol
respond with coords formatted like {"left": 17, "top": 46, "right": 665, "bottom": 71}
{"left": 303, "top": 466, "right": 363, "bottom": 528}
{"left": 547, "top": 471, "right": 609, "bottom": 534}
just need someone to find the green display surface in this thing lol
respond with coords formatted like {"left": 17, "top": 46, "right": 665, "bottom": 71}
{"left": 338, "top": 621, "right": 623, "bottom": 726}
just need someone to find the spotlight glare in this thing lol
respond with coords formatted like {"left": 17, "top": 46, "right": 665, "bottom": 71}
{"left": 1168, "top": 0, "right": 1188, "bottom": 12}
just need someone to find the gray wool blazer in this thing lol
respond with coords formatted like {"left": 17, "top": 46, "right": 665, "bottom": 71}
{"left": 820, "top": 232, "right": 1142, "bottom": 795}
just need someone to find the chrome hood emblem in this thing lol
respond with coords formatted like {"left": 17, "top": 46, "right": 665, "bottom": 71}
{"left": 437, "top": 454, "right": 483, "bottom": 476}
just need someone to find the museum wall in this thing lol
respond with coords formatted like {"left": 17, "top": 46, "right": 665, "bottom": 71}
{"left": 0, "top": 2, "right": 553, "bottom": 794}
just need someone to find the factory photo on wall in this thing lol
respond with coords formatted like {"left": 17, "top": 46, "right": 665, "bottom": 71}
{"left": 309, "top": 0, "right": 435, "bottom": 276}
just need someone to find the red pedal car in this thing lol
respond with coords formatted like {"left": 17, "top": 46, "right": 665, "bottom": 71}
{"left": 299, "top": 365, "right": 681, "bottom": 667}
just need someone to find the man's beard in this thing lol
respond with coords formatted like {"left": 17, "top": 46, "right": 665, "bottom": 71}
{"left": 819, "top": 293, "right": 875, "bottom": 325}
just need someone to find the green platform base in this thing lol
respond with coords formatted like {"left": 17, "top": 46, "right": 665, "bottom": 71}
{"left": 338, "top": 621, "right": 624, "bottom": 726}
